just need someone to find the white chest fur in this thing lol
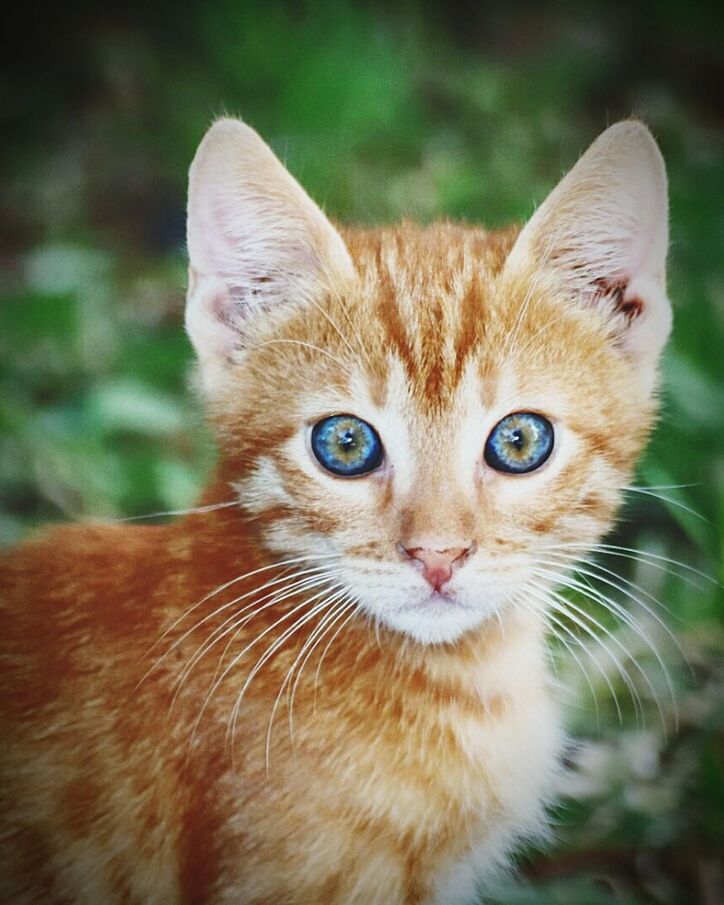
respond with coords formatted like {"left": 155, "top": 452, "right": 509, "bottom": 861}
{"left": 419, "top": 622, "right": 562, "bottom": 904}
{"left": 425, "top": 683, "right": 562, "bottom": 904}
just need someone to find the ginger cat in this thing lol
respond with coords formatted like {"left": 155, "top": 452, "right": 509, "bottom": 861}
{"left": 0, "top": 119, "right": 671, "bottom": 904}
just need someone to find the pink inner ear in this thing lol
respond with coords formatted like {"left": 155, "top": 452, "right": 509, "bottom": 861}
{"left": 208, "top": 286, "right": 243, "bottom": 359}
{"left": 191, "top": 195, "right": 234, "bottom": 278}
{"left": 193, "top": 186, "right": 324, "bottom": 313}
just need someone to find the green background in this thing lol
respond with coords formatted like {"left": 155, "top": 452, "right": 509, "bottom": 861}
{"left": 1, "top": 2, "right": 722, "bottom": 902}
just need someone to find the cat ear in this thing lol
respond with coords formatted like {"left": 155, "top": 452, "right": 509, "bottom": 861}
{"left": 185, "top": 118, "right": 354, "bottom": 387}
{"left": 503, "top": 121, "right": 671, "bottom": 377}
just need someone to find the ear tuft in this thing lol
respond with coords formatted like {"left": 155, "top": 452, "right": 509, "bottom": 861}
{"left": 504, "top": 121, "right": 671, "bottom": 376}
{"left": 185, "top": 117, "right": 354, "bottom": 389}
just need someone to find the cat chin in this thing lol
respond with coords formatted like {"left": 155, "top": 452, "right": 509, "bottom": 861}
{"left": 377, "top": 600, "right": 492, "bottom": 645}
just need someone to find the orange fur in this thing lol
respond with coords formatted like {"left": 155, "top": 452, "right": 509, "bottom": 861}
{"left": 1, "top": 119, "right": 671, "bottom": 904}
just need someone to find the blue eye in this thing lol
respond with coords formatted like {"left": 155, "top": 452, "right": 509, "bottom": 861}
{"left": 311, "top": 415, "right": 383, "bottom": 477}
{"left": 484, "top": 412, "right": 554, "bottom": 474}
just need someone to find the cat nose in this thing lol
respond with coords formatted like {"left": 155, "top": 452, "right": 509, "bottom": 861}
{"left": 403, "top": 546, "right": 470, "bottom": 591}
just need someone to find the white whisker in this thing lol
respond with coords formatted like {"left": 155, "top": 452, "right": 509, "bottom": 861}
{"left": 546, "top": 593, "right": 647, "bottom": 727}
{"left": 264, "top": 590, "right": 352, "bottom": 770}
{"left": 227, "top": 590, "right": 343, "bottom": 754}
{"left": 115, "top": 500, "right": 240, "bottom": 522}
{"left": 624, "top": 486, "right": 711, "bottom": 524}
{"left": 312, "top": 600, "right": 360, "bottom": 711}
{"left": 539, "top": 541, "right": 718, "bottom": 587}
{"left": 536, "top": 550, "right": 690, "bottom": 666}
{"left": 516, "top": 588, "right": 601, "bottom": 729}
{"left": 172, "top": 569, "right": 347, "bottom": 707}
{"left": 533, "top": 574, "right": 667, "bottom": 729}
{"left": 165, "top": 566, "right": 330, "bottom": 675}
{"left": 532, "top": 554, "right": 688, "bottom": 718}
{"left": 627, "top": 483, "right": 701, "bottom": 492}
{"left": 524, "top": 585, "right": 623, "bottom": 724}
{"left": 146, "top": 552, "right": 342, "bottom": 653}
{"left": 285, "top": 594, "right": 355, "bottom": 738}
{"left": 249, "top": 338, "right": 353, "bottom": 375}
{"left": 138, "top": 560, "right": 342, "bottom": 690}
{"left": 185, "top": 576, "right": 341, "bottom": 751}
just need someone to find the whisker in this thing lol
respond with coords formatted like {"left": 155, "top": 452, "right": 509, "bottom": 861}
{"left": 165, "top": 567, "right": 330, "bottom": 677}
{"left": 115, "top": 500, "right": 240, "bottom": 522}
{"left": 548, "top": 595, "right": 649, "bottom": 728}
{"left": 533, "top": 552, "right": 691, "bottom": 705}
{"left": 146, "top": 552, "right": 342, "bottom": 654}
{"left": 171, "top": 569, "right": 347, "bottom": 706}
{"left": 532, "top": 573, "right": 668, "bottom": 730}
{"left": 227, "top": 591, "right": 342, "bottom": 754}
{"left": 528, "top": 590, "right": 643, "bottom": 725}
{"left": 532, "top": 560, "right": 678, "bottom": 718}
{"left": 624, "top": 486, "right": 711, "bottom": 525}
{"left": 312, "top": 600, "right": 360, "bottom": 711}
{"left": 287, "top": 595, "right": 357, "bottom": 732}
{"left": 265, "top": 591, "right": 352, "bottom": 770}
{"left": 524, "top": 585, "right": 624, "bottom": 724}
{"left": 197, "top": 573, "right": 344, "bottom": 689}
{"left": 627, "top": 483, "right": 701, "bottom": 492}
{"left": 527, "top": 578, "right": 649, "bottom": 725}
{"left": 249, "top": 338, "right": 353, "bottom": 375}
{"left": 546, "top": 599, "right": 640, "bottom": 724}
{"left": 373, "top": 611, "right": 383, "bottom": 650}
{"left": 537, "top": 548, "right": 684, "bottom": 614}
{"left": 516, "top": 589, "right": 601, "bottom": 730}
{"left": 138, "top": 561, "right": 342, "bottom": 690}
{"left": 536, "top": 550, "right": 692, "bottom": 672}
{"left": 291, "top": 592, "right": 358, "bottom": 728}
{"left": 188, "top": 579, "right": 342, "bottom": 750}
{"left": 539, "top": 541, "right": 719, "bottom": 587}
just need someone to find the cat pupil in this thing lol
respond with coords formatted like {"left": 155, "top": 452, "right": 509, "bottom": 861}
{"left": 509, "top": 429, "right": 525, "bottom": 450}
{"left": 339, "top": 430, "right": 356, "bottom": 449}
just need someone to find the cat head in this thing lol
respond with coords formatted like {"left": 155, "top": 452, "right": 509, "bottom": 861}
{"left": 185, "top": 118, "right": 670, "bottom": 644}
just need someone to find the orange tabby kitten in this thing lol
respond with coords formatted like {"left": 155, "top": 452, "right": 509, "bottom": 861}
{"left": 0, "top": 118, "right": 671, "bottom": 904}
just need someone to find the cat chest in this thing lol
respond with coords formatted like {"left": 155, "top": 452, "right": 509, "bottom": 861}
{"left": 408, "top": 696, "right": 559, "bottom": 904}
{"left": 309, "top": 688, "right": 558, "bottom": 901}
{"left": 214, "top": 672, "right": 559, "bottom": 904}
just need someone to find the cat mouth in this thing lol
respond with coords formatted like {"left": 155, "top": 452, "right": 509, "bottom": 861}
{"left": 410, "top": 589, "right": 466, "bottom": 610}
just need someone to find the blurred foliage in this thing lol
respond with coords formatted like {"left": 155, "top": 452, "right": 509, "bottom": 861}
{"left": 1, "top": 2, "right": 722, "bottom": 903}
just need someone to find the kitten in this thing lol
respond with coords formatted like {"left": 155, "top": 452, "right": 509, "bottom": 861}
{"left": 0, "top": 118, "right": 671, "bottom": 904}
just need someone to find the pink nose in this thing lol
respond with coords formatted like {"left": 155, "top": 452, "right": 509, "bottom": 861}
{"left": 404, "top": 546, "right": 469, "bottom": 592}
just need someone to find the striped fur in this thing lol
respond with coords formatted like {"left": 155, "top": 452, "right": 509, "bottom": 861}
{"left": 0, "top": 119, "right": 670, "bottom": 903}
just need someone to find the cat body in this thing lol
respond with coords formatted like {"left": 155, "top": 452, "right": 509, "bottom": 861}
{"left": 1, "top": 121, "right": 671, "bottom": 904}
{"left": 1, "top": 515, "right": 557, "bottom": 904}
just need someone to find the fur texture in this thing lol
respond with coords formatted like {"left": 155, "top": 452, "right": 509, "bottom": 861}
{"left": 0, "top": 119, "right": 670, "bottom": 904}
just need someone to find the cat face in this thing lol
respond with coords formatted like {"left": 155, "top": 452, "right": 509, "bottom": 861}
{"left": 185, "top": 120, "right": 671, "bottom": 644}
